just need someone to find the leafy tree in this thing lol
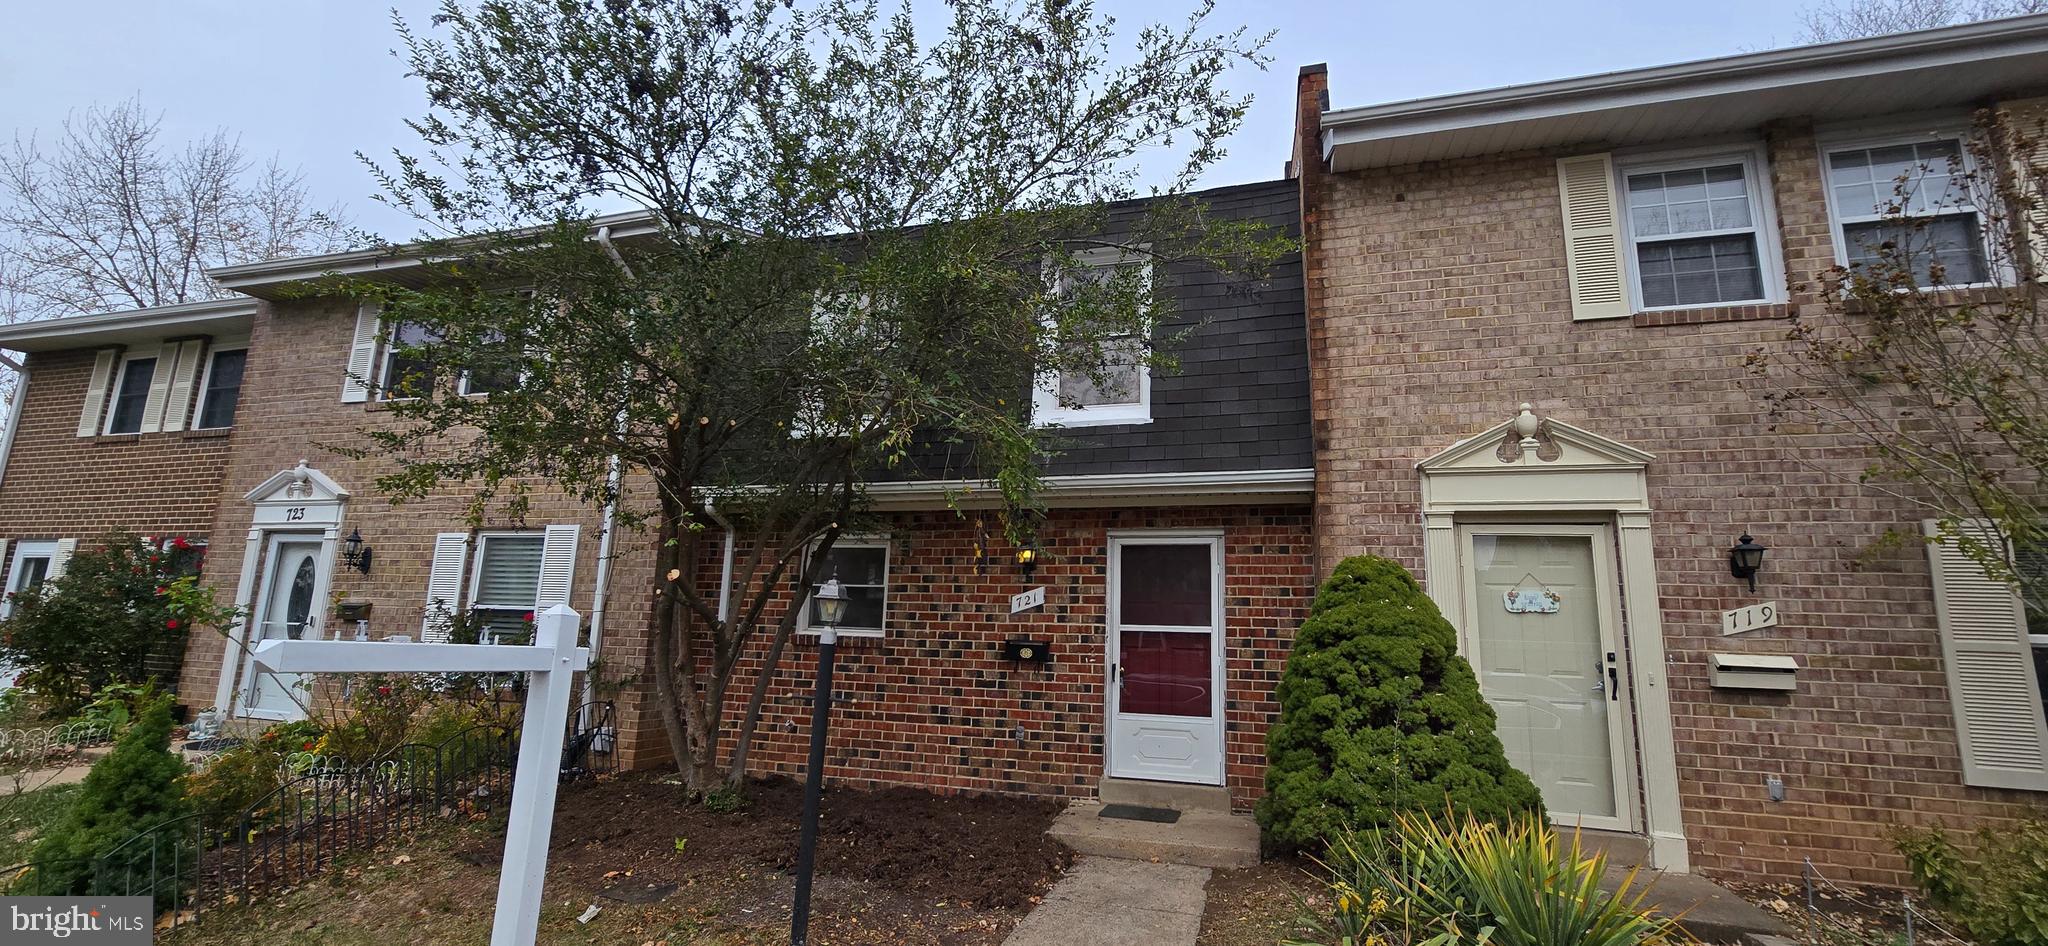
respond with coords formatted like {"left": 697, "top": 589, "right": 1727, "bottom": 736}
{"left": 1258, "top": 556, "right": 1543, "bottom": 850}
{"left": 0, "top": 533, "right": 205, "bottom": 714}
{"left": 26, "top": 696, "right": 188, "bottom": 903}
{"left": 350, "top": 0, "right": 1288, "bottom": 793}
{"left": 1752, "top": 107, "right": 2048, "bottom": 615}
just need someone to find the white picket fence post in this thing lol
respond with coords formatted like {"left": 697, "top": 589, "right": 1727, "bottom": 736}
{"left": 252, "top": 603, "right": 587, "bottom": 946}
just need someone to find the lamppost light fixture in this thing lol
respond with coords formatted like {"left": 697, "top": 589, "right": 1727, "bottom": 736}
{"left": 814, "top": 576, "right": 848, "bottom": 629}
{"left": 341, "top": 527, "right": 374, "bottom": 575}
{"left": 1729, "top": 533, "right": 1767, "bottom": 592}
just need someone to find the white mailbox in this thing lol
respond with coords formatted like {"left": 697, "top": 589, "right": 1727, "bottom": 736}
{"left": 1709, "top": 653, "right": 1800, "bottom": 691}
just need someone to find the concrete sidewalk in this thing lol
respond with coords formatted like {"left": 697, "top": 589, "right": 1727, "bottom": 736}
{"left": 1003, "top": 856, "right": 1211, "bottom": 946}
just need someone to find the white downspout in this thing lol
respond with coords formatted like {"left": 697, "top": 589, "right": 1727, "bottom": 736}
{"left": 704, "top": 498, "right": 736, "bottom": 622}
{"left": 582, "top": 223, "right": 635, "bottom": 711}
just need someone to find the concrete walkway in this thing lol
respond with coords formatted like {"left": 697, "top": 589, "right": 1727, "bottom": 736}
{"left": 1004, "top": 856, "right": 1210, "bottom": 946}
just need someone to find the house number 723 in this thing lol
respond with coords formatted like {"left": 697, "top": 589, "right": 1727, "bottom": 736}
{"left": 283, "top": 507, "right": 307, "bottom": 522}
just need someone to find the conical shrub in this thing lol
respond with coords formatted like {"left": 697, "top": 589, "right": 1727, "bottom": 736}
{"left": 1257, "top": 555, "right": 1543, "bottom": 849}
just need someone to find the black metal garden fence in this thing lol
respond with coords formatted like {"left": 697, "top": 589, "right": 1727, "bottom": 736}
{"left": 0, "top": 699, "right": 615, "bottom": 932}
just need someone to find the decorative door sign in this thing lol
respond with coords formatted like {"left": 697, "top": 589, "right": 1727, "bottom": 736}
{"left": 1503, "top": 572, "right": 1561, "bottom": 614}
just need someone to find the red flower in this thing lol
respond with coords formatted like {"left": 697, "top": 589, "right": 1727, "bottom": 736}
{"left": 377, "top": 685, "right": 392, "bottom": 696}
{"left": 165, "top": 619, "right": 180, "bottom": 630}
{"left": 524, "top": 611, "right": 536, "bottom": 623}
{"left": 170, "top": 537, "right": 190, "bottom": 550}
{"left": 303, "top": 741, "right": 315, "bottom": 751}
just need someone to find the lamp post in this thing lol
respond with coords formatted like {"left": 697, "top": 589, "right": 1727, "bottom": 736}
{"left": 791, "top": 575, "right": 847, "bottom": 946}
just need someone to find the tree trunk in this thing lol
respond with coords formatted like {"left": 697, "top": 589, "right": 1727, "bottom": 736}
{"left": 726, "top": 608, "right": 802, "bottom": 789}
{"left": 648, "top": 514, "right": 697, "bottom": 782}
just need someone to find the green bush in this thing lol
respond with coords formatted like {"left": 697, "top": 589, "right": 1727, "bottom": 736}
{"left": 0, "top": 534, "right": 208, "bottom": 714}
{"left": 1291, "top": 812, "right": 1693, "bottom": 946}
{"left": 1258, "top": 556, "right": 1542, "bottom": 850}
{"left": 1897, "top": 821, "right": 2048, "bottom": 946}
{"left": 26, "top": 697, "right": 189, "bottom": 901}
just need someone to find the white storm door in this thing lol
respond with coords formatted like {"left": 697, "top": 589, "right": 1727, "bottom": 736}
{"left": 240, "top": 537, "right": 326, "bottom": 720}
{"left": 1460, "top": 525, "right": 1636, "bottom": 832}
{"left": 1107, "top": 534, "right": 1225, "bottom": 785}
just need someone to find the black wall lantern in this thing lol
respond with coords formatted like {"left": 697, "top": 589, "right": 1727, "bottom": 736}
{"left": 1015, "top": 543, "right": 1038, "bottom": 578}
{"left": 341, "top": 528, "right": 374, "bottom": 575}
{"left": 1728, "top": 533, "right": 1767, "bottom": 592}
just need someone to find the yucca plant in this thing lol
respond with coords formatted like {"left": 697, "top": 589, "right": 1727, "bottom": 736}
{"left": 1290, "top": 811, "right": 1695, "bottom": 946}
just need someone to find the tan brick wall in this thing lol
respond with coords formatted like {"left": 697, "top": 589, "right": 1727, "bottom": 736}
{"left": 1302, "top": 119, "right": 2047, "bottom": 883}
{"left": 0, "top": 348, "right": 231, "bottom": 543}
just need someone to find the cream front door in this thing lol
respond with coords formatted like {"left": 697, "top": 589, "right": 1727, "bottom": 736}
{"left": 1460, "top": 525, "right": 1635, "bottom": 832}
{"left": 241, "top": 537, "right": 325, "bottom": 719}
{"left": 1107, "top": 534, "right": 1225, "bottom": 785}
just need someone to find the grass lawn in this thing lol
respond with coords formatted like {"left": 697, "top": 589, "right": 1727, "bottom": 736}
{"left": 0, "top": 780, "right": 81, "bottom": 867}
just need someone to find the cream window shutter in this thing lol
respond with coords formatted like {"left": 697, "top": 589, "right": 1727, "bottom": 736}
{"left": 160, "top": 340, "right": 206, "bottom": 433}
{"left": 49, "top": 538, "right": 77, "bottom": 580}
{"left": 76, "top": 350, "right": 118, "bottom": 436}
{"left": 2001, "top": 98, "right": 2048, "bottom": 282}
{"left": 423, "top": 531, "right": 470, "bottom": 642}
{"left": 1557, "top": 153, "right": 1631, "bottom": 321}
{"left": 1926, "top": 518, "right": 2048, "bottom": 790}
{"left": 342, "top": 303, "right": 383, "bottom": 403}
{"left": 534, "top": 524, "right": 581, "bottom": 611}
{"left": 136, "top": 342, "right": 181, "bottom": 434}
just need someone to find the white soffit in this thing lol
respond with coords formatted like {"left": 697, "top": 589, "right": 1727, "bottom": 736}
{"left": 1322, "top": 14, "right": 2048, "bottom": 172}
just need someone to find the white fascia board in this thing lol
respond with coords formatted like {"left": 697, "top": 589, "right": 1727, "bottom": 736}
{"left": 0, "top": 299, "right": 260, "bottom": 353}
{"left": 861, "top": 468, "right": 1315, "bottom": 509}
{"left": 1320, "top": 13, "right": 2048, "bottom": 158}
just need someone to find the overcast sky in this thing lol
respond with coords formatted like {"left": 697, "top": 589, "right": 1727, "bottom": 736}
{"left": 1, "top": 1, "right": 1813, "bottom": 241}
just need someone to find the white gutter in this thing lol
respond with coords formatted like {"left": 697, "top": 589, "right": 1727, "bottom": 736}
{"left": 0, "top": 366, "right": 29, "bottom": 490}
{"left": 860, "top": 467, "right": 1315, "bottom": 509}
{"left": 0, "top": 298, "right": 260, "bottom": 350}
{"left": 1320, "top": 12, "right": 2048, "bottom": 151}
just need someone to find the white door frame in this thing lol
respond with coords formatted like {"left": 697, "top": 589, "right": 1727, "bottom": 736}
{"left": 214, "top": 462, "right": 350, "bottom": 718}
{"left": 237, "top": 534, "right": 330, "bottom": 721}
{"left": 1456, "top": 521, "right": 1641, "bottom": 834}
{"left": 1105, "top": 529, "right": 1226, "bottom": 785}
{"left": 1416, "top": 406, "right": 1688, "bottom": 872}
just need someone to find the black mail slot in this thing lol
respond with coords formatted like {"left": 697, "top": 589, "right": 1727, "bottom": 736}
{"left": 1002, "top": 639, "right": 1051, "bottom": 665}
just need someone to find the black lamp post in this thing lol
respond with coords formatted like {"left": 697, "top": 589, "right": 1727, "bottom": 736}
{"left": 790, "top": 575, "right": 847, "bottom": 946}
{"left": 1729, "top": 533, "right": 1767, "bottom": 592}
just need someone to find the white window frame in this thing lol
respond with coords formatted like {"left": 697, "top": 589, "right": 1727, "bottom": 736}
{"left": 1614, "top": 143, "right": 1786, "bottom": 313}
{"left": 376, "top": 320, "right": 438, "bottom": 402}
{"left": 1032, "top": 246, "right": 1155, "bottom": 428}
{"left": 3, "top": 540, "right": 57, "bottom": 619}
{"left": 1817, "top": 122, "right": 2003, "bottom": 289}
{"left": 102, "top": 352, "right": 160, "bottom": 435}
{"left": 797, "top": 534, "right": 890, "bottom": 639}
{"left": 192, "top": 345, "right": 249, "bottom": 430}
{"left": 466, "top": 531, "right": 546, "bottom": 644}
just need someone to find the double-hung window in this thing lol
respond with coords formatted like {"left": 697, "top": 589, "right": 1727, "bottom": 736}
{"left": 1032, "top": 247, "right": 1154, "bottom": 427}
{"left": 468, "top": 533, "right": 545, "bottom": 643}
{"left": 194, "top": 348, "right": 247, "bottom": 429}
{"left": 1823, "top": 132, "right": 1990, "bottom": 287}
{"left": 1617, "top": 150, "right": 1779, "bottom": 310}
{"left": 104, "top": 356, "right": 158, "bottom": 434}
{"left": 379, "top": 321, "right": 439, "bottom": 400}
{"left": 3, "top": 541, "right": 56, "bottom": 618}
{"left": 801, "top": 538, "right": 889, "bottom": 637}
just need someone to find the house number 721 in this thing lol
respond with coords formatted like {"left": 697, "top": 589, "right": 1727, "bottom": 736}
{"left": 283, "top": 507, "right": 307, "bottom": 521}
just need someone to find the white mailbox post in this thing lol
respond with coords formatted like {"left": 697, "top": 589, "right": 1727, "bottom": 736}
{"left": 252, "top": 603, "right": 589, "bottom": 946}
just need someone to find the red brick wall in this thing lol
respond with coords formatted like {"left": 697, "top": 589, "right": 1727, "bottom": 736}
{"left": 615, "top": 505, "right": 1315, "bottom": 809}
{"left": 0, "top": 348, "right": 231, "bottom": 543}
{"left": 1301, "top": 118, "right": 2048, "bottom": 883}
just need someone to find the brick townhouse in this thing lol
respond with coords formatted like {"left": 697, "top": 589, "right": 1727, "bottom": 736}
{"left": 1293, "top": 16, "right": 2048, "bottom": 881}
{"left": 0, "top": 180, "right": 1316, "bottom": 810}
{"left": 1, "top": 14, "right": 2046, "bottom": 889}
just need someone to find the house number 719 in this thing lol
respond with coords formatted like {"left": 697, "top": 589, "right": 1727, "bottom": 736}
{"left": 1720, "top": 601, "right": 1779, "bottom": 636}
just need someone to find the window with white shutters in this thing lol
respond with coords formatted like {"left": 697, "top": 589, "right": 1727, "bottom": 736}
{"left": 104, "top": 356, "right": 158, "bottom": 435}
{"left": 1927, "top": 519, "right": 2048, "bottom": 791}
{"left": 1616, "top": 151, "right": 1778, "bottom": 310}
{"left": 470, "top": 533, "right": 545, "bottom": 643}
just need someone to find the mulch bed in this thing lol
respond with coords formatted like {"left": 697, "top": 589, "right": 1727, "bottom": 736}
{"left": 1197, "top": 854, "right": 1325, "bottom": 946}
{"left": 471, "top": 770, "right": 1074, "bottom": 910}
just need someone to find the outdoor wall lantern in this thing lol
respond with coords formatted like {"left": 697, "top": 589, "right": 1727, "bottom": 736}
{"left": 341, "top": 528, "right": 374, "bottom": 575}
{"left": 1729, "top": 533, "right": 1767, "bottom": 592}
{"left": 1016, "top": 543, "right": 1039, "bottom": 578}
{"left": 791, "top": 575, "right": 846, "bottom": 946}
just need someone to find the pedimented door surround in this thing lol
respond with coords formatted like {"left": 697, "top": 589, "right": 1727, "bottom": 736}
{"left": 1416, "top": 404, "right": 1688, "bottom": 873}
{"left": 213, "top": 461, "right": 351, "bottom": 717}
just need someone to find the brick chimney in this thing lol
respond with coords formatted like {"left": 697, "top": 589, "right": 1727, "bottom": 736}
{"left": 1292, "top": 63, "right": 1336, "bottom": 575}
